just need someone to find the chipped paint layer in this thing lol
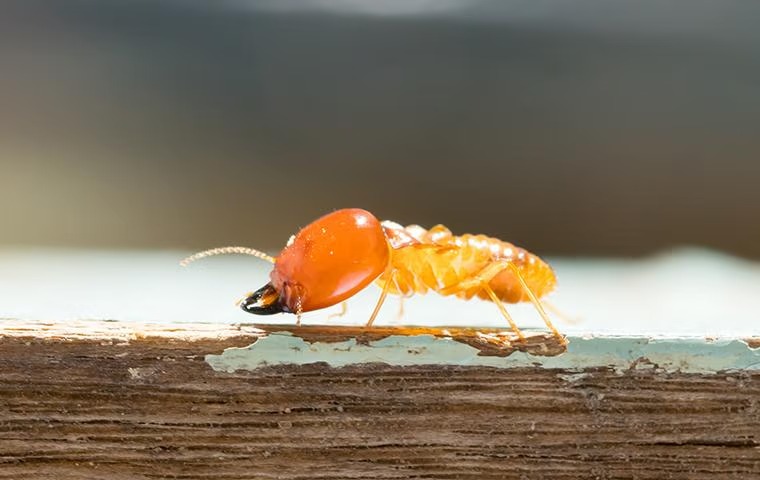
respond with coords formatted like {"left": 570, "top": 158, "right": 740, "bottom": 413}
{"left": 251, "top": 324, "right": 567, "bottom": 357}
{"left": 206, "top": 334, "right": 760, "bottom": 374}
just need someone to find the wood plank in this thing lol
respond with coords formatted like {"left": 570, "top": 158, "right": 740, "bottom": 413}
{"left": 0, "top": 333, "right": 758, "bottom": 479}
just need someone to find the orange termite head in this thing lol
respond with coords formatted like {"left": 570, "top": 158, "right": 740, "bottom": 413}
{"left": 181, "top": 209, "right": 390, "bottom": 316}
{"left": 240, "top": 208, "right": 390, "bottom": 316}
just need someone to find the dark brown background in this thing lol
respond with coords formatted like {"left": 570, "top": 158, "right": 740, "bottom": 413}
{"left": 2, "top": 0, "right": 759, "bottom": 257}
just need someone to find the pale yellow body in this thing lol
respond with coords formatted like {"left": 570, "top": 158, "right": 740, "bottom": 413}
{"left": 375, "top": 224, "right": 557, "bottom": 304}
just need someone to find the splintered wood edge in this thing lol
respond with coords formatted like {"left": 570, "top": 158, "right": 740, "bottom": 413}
{"left": 0, "top": 319, "right": 262, "bottom": 344}
{"left": 0, "top": 319, "right": 567, "bottom": 357}
{"left": 254, "top": 324, "right": 568, "bottom": 357}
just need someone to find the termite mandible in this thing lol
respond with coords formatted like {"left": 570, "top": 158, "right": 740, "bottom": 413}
{"left": 181, "top": 208, "right": 566, "bottom": 345}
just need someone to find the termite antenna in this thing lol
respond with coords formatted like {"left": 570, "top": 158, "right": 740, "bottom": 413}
{"left": 180, "top": 246, "right": 276, "bottom": 267}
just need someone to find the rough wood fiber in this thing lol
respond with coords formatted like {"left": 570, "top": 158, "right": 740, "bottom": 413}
{"left": 0, "top": 335, "right": 759, "bottom": 479}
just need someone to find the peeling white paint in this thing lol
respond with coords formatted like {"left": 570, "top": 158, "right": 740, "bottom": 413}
{"left": 206, "top": 333, "right": 760, "bottom": 374}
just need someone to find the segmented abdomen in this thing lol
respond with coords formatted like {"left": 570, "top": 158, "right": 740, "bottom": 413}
{"left": 376, "top": 223, "right": 556, "bottom": 304}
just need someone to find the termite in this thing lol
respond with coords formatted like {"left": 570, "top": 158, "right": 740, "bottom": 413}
{"left": 180, "top": 208, "right": 566, "bottom": 345}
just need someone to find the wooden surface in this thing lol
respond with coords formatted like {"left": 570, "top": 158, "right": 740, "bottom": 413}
{"left": 0, "top": 320, "right": 566, "bottom": 357}
{"left": 254, "top": 324, "right": 567, "bottom": 357}
{"left": 1, "top": 331, "right": 759, "bottom": 479}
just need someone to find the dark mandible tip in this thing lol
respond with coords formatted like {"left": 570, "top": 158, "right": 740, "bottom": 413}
{"left": 240, "top": 283, "right": 284, "bottom": 315}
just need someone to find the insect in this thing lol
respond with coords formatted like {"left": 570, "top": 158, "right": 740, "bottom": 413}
{"left": 181, "top": 208, "right": 566, "bottom": 344}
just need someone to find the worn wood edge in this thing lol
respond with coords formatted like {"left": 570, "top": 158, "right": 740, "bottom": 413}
{"left": 0, "top": 318, "right": 260, "bottom": 340}
{"left": 3, "top": 319, "right": 759, "bottom": 374}
{"left": 254, "top": 324, "right": 567, "bottom": 357}
{"left": 0, "top": 319, "right": 565, "bottom": 357}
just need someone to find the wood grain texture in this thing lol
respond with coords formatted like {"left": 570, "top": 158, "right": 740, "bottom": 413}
{"left": 1, "top": 335, "right": 759, "bottom": 479}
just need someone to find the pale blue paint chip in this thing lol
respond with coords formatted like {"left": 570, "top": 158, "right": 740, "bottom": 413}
{"left": 205, "top": 334, "right": 760, "bottom": 374}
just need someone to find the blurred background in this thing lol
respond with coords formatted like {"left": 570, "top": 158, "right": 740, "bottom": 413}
{"left": 2, "top": 0, "right": 759, "bottom": 258}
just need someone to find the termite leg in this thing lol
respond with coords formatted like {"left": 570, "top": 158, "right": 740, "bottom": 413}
{"left": 507, "top": 263, "right": 567, "bottom": 346}
{"left": 328, "top": 301, "right": 349, "bottom": 320}
{"left": 436, "top": 261, "right": 525, "bottom": 339}
{"left": 394, "top": 274, "right": 408, "bottom": 321}
{"left": 438, "top": 260, "right": 541, "bottom": 343}
{"left": 482, "top": 284, "right": 526, "bottom": 342}
{"left": 366, "top": 269, "right": 394, "bottom": 328}
{"left": 438, "top": 260, "right": 511, "bottom": 296}
{"left": 541, "top": 300, "right": 580, "bottom": 325}
{"left": 295, "top": 297, "right": 304, "bottom": 327}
